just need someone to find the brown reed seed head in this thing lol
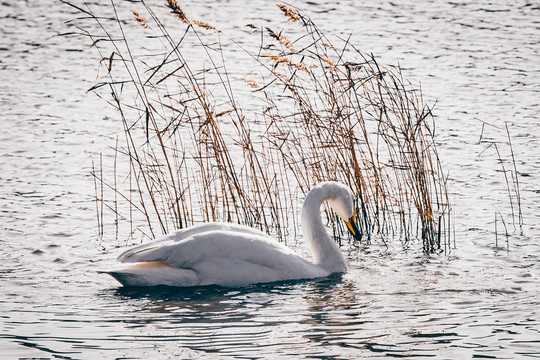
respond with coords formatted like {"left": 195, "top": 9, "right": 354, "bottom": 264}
{"left": 279, "top": 34, "right": 294, "bottom": 52}
{"left": 192, "top": 19, "right": 218, "bottom": 32}
{"left": 165, "top": 0, "right": 189, "bottom": 24}
{"left": 130, "top": 10, "right": 150, "bottom": 29}
{"left": 240, "top": 77, "right": 259, "bottom": 89}
{"left": 266, "top": 28, "right": 294, "bottom": 52}
{"left": 262, "top": 51, "right": 290, "bottom": 66}
{"left": 277, "top": 4, "right": 300, "bottom": 22}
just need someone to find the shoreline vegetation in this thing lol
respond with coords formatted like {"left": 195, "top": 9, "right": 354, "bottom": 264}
{"left": 68, "top": 0, "right": 454, "bottom": 253}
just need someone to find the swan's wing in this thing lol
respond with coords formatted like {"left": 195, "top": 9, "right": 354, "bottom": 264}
{"left": 117, "top": 222, "right": 268, "bottom": 261}
{"left": 118, "top": 229, "right": 306, "bottom": 270}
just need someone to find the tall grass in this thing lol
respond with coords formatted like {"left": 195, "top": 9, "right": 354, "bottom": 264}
{"left": 478, "top": 121, "right": 524, "bottom": 247}
{"left": 73, "top": 1, "right": 452, "bottom": 252}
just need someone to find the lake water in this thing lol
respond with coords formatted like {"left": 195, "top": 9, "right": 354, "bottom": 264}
{"left": 1, "top": 0, "right": 539, "bottom": 358}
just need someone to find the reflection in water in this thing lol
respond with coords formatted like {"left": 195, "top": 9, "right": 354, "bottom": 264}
{"left": 97, "top": 281, "right": 324, "bottom": 358}
{"left": 79, "top": 262, "right": 537, "bottom": 359}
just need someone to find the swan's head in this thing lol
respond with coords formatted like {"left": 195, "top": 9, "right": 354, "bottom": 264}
{"left": 325, "top": 187, "right": 355, "bottom": 220}
{"left": 321, "top": 182, "right": 363, "bottom": 242}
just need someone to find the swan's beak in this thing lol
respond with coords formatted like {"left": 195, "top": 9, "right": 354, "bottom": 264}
{"left": 346, "top": 217, "right": 362, "bottom": 242}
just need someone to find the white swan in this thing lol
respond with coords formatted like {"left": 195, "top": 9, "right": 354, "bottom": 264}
{"left": 101, "top": 181, "right": 361, "bottom": 287}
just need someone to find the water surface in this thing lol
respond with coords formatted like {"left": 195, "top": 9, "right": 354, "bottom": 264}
{"left": 1, "top": 0, "right": 539, "bottom": 358}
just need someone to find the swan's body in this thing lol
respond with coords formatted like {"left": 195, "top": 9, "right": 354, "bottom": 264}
{"left": 101, "top": 181, "right": 360, "bottom": 287}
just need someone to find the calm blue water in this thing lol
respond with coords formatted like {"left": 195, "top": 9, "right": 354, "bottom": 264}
{"left": 1, "top": 0, "right": 539, "bottom": 358}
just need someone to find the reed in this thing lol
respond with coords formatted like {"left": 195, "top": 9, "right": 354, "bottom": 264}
{"left": 78, "top": 1, "right": 452, "bottom": 252}
{"left": 478, "top": 120, "right": 523, "bottom": 245}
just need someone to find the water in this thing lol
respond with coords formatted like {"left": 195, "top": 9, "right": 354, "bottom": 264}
{"left": 1, "top": 0, "right": 539, "bottom": 358}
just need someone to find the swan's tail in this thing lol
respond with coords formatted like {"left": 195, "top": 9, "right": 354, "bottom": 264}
{"left": 99, "top": 261, "right": 199, "bottom": 287}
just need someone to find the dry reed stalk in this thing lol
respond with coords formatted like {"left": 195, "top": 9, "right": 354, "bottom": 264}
{"left": 505, "top": 124, "right": 523, "bottom": 233}
{"left": 494, "top": 142, "right": 516, "bottom": 234}
{"left": 91, "top": 160, "right": 102, "bottom": 237}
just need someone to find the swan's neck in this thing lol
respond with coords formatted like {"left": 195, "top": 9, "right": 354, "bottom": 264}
{"left": 301, "top": 186, "right": 348, "bottom": 273}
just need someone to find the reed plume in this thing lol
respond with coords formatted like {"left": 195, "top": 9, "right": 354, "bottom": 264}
{"left": 277, "top": 4, "right": 300, "bottom": 22}
{"left": 192, "top": 19, "right": 218, "bottom": 32}
{"left": 241, "top": 77, "right": 259, "bottom": 89}
{"left": 130, "top": 10, "right": 150, "bottom": 29}
{"left": 267, "top": 28, "right": 294, "bottom": 52}
{"left": 165, "top": 0, "right": 189, "bottom": 24}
